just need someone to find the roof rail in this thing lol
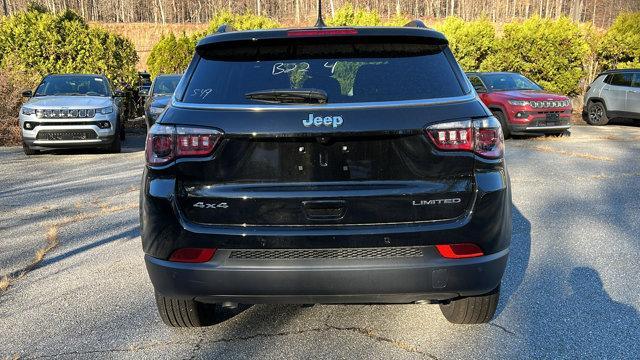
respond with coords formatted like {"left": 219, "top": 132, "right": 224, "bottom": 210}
{"left": 602, "top": 68, "right": 640, "bottom": 73}
{"left": 216, "top": 24, "right": 236, "bottom": 33}
{"left": 404, "top": 20, "right": 428, "bottom": 29}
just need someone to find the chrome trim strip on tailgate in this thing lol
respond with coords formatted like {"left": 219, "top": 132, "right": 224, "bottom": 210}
{"left": 171, "top": 93, "right": 477, "bottom": 112}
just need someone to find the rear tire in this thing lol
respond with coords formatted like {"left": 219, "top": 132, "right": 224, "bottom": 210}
{"left": 22, "top": 142, "right": 39, "bottom": 156}
{"left": 439, "top": 286, "right": 500, "bottom": 324}
{"left": 586, "top": 101, "right": 609, "bottom": 126}
{"left": 154, "top": 292, "right": 218, "bottom": 327}
{"left": 492, "top": 110, "right": 511, "bottom": 139}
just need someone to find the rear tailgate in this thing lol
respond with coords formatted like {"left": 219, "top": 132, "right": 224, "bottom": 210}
{"left": 168, "top": 101, "right": 485, "bottom": 226}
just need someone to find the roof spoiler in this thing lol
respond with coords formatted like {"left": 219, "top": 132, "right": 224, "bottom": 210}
{"left": 404, "top": 20, "right": 429, "bottom": 29}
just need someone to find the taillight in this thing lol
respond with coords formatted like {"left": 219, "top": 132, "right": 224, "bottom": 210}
{"left": 169, "top": 248, "right": 216, "bottom": 263}
{"left": 426, "top": 121, "right": 473, "bottom": 151}
{"left": 426, "top": 117, "right": 504, "bottom": 159}
{"left": 435, "top": 244, "right": 484, "bottom": 259}
{"left": 145, "top": 124, "right": 222, "bottom": 166}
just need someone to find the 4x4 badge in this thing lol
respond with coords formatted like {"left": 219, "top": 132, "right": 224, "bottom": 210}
{"left": 303, "top": 114, "right": 343, "bottom": 128}
{"left": 193, "top": 202, "right": 228, "bottom": 209}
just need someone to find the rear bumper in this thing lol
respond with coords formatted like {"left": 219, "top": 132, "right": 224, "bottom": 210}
{"left": 146, "top": 247, "right": 509, "bottom": 303}
{"left": 141, "top": 169, "right": 512, "bottom": 303}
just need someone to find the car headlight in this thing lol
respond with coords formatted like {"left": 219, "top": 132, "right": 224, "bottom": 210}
{"left": 98, "top": 106, "right": 114, "bottom": 115}
{"left": 150, "top": 106, "right": 164, "bottom": 115}
{"left": 21, "top": 107, "right": 36, "bottom": 116}
{"left": 508, "top": 100, "right": 530, "bottom": 106}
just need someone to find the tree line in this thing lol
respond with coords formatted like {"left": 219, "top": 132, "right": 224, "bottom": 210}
{"left": 2, "top": 0, "right": 639, "bottom": 27}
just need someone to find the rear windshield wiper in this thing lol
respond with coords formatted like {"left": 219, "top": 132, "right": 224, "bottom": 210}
{"left": 245, "top": 89, "right": 328, "bottom": 104}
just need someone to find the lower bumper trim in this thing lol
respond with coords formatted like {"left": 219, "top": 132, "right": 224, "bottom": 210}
{"left": 145, "top": 247, "right": 509, "bottom": 304}
{"left": 524, "top": 125, "right": 572, "bottom": 131}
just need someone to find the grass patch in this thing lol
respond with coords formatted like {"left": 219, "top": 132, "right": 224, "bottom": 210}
{"left": 34, "top": 226, "right": 59, "bottom": 263}
{"left": 0, "top": 275, "right": 11, "bottom": 292}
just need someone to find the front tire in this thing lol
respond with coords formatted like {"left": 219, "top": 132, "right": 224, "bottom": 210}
{"left": 117, "top": 117, "right": 126, "bottom": 141}
{"left": 23, "top": 142, "right": 39, "bottom": 156}
{"left": 439, "top": 286, "right": 500, "bottom": 324}
{"left": 586, "top": 101, "right": 609, "bottom": 126}
{"left": 108, "top": 135, "right": 121, "bottom": 153}
{"left": 154, "top": 292, "right": 218, "bottom": 327}
{"left": 492, "top": 110, "right": 511, "bottom": 139}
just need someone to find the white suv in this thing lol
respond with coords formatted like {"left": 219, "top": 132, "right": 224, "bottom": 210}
{"left": 583, "top": 69, "right": 640, "bottom": 125}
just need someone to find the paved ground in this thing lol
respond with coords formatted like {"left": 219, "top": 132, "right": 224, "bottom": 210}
{"left": 1, "top": 125, "right": 639, "bottom": 359}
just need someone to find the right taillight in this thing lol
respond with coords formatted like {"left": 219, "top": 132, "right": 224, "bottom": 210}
{"left": 145, "top": 124, "right": 222, "bottom": 166}
{"left": 426, "top": 117, "right": 504, "bottom": 159}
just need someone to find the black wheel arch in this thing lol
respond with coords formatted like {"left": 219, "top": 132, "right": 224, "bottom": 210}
{"left": 487, "top": 104, "right": 508, "bottom": 116}
{"left": 586, "top": 97, "right": 608, "bottom": 112}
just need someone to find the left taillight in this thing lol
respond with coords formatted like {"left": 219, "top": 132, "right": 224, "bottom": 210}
{"left": 145, "top": 124, "right": 222, "bottom": 166}
{"left": 426, "top": 117, "right": 504, "bottom": 159}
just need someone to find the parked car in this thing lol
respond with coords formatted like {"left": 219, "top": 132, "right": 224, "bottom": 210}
{"left": 583, "top": 69, "right": 640, "bottom": 125}
{"left": 141, "top": 22, "right": 511, "bottom": 327}
{"left": 143, "top": 74, "right": 182, "bottom": 128}
{"left": 466, "top": 72, "right": 572, "bottom": 137}
{"left": 134, "top": 71, "right": 153, "bottom": 118}
{"left": 20, "top": 74, "right": 126, "bottom": 155}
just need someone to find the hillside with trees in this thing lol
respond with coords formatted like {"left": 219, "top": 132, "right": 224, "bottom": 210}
{"left": 1, "top": 2, "right": 639, "bottom": 146}
{"left": 2, "top": 0, "right": 639, "bottom": 27}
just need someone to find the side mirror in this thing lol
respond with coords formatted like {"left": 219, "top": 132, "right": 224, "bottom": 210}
{"left": 22, "top": 90, "right": 33, "bottom": 97}
{"left": 138, "top": 88, "right": 149, "bottom": 97}
{"left": 113, "top": 90, "right": 125, "bottom": 97}
{"left": 474, "top": 85, "right": 488, "bottom": 94}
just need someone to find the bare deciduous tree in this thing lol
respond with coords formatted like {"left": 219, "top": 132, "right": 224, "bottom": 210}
{"left": 3, "top": 0, "right": 639, "bottom": 27}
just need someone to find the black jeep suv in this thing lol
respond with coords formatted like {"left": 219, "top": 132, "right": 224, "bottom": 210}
{"left": 141, "top": 22, "right": 511, "bottom": 327}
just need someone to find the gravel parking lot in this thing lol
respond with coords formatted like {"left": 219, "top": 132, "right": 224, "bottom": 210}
{"left": 1, "top": 125, "right": 639, "bottom": 359}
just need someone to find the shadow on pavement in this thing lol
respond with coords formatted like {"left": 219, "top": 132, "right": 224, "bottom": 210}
{"left": 518, "top": 267, "right": 640, "bottom": 357}
{"left": 496, "top": 205, "right": 531, "bottom": 317}
{"left": 38, "top": 225, "right": 139, "bottom": 270}
{"left": 607, "top": 118, "right": 640, "bottom": 127}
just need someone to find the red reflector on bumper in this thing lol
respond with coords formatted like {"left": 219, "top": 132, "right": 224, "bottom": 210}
{"left": 435, "top": 244, "right": 484, "bottom": 259}
{"left": 169, "top": 248, "right": 216, "bottom": 263}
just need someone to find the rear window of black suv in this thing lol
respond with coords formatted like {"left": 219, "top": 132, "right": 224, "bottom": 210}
{"left": 181, "top": 38, "right": 466, "bottom": 105}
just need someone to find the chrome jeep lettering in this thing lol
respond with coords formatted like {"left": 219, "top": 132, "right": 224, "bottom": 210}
{"left": 303, "top": 114, "right": 343, "bottom": 128}
{"left": 412, "top": 198, "right": 462, "bottom": 206}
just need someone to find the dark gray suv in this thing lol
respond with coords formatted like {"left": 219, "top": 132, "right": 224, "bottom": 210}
{"left": 583, "top": 69, "right": 640, "bottom": 125}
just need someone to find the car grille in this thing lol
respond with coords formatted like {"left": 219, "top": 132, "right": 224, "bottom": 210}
{"left": 36, "top": 130, "right": 98, "bottom": 141}
{"left": 530, "top": 100, "right": 570, "bottom": 108}
{"left": 37, "top": 108, "right": 96, "bottom": 119}
{"left": 228, "top": 247, "right": 424, "bottom": 260}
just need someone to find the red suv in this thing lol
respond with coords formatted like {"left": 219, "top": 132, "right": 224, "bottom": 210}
{"left": 466, "top": 72, "right": 572, "bottom": 137}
